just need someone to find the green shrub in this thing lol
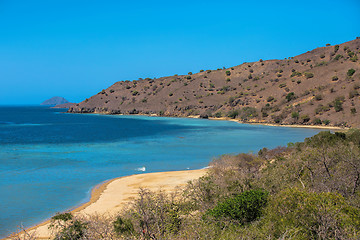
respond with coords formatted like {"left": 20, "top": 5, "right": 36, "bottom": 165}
{"left": 286, "top": 92, "right": 296, "bottom": 102}
{"left": 227, "top": 110, "right": 239, "bottom": 119}
{"left": 347, "top": 68, "right": 356, "bottom": 77}
{"left": 332, "top": 76, "right": 338, "bottom": 81}
{"left": 113, "top": 216, "right": 134, "bottom": 236}
{"left": 291, "top": 111, "right": 299, "bottom": 119}
{"left": 323, "top": 119, "right": 330, "bottom": 125}
{"left": 214, "top": 112, "right": 222, "bottom": 118}
{"left": 301, "top": 115, "right": 310, "bottom": 123}
{"left": 49, "top": 213, "right": 87, "bottom": 240}
{"left": 334, "top": 96, "right": 344, "bottom": 112}
{"left": 314, "top": 94, "right": 323, "bottom": 101}
{"left": 240, "top": 107, "right": 258, "bottom": 120}
{"left": 334, "top": 45, "right": 339, "bottom": 52}
{"left": 313, "top": 118, "right": 322, "bottom": 125}
{"left": 132, "top": 91, "right": 139, "bottom": 96}
{"left": 205, "top": 189, "right": 268, "bottom": 224}
{"left": 267, "top": 96, "right": 275, "bottom": 102}
{"left": 226, "top": 71, "right": 231, "bottom": 76}
{"left": 350, "top": 55, "right": 358, "bottom": 62}
{"left": 291, "top": 71, "right": 302, "bottom": 77}
{"left": 267, "top": 188, "right": 360, "bottom": 240}
{"left": 349, "top": 90, "right": 359, "bottom": 99}
{"left": 304, "top": 72, "right": 314, "bottom": 79}
{"left": 334, "top": 54, "right": 343, "bottom": 60}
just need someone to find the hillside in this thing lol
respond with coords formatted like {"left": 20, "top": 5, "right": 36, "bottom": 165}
{"left": 69, "top": 39, "right": 360, "bottom": 127}
{"left": 52, "top": 102, "right": 75, "bottom": 109}
{"left": 41, "top": 96, "right": 69, "bottom": 106}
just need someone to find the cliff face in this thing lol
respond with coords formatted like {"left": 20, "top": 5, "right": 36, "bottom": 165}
{"left": 69, "top": 39, "right": 360, "bottom": 128}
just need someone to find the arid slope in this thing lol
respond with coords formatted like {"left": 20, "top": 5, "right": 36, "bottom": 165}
{"left": 69, "top": 39, "right": 360, "bottom": 127}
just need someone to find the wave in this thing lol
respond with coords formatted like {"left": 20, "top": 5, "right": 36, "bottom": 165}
{"left": 135, "top": 166, "right": 146, "bottom": 172}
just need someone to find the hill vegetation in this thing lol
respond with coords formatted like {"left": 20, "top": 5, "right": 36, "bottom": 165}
{"left": 18, "top": 129, "right": 360, "bottom": 239}
{"left": 69, "top": 39, "right": 360, "bottom": 128}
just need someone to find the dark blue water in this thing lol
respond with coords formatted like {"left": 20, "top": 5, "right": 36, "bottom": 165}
{"left": 0, "top": 106, "right": 321, "bottom": 237}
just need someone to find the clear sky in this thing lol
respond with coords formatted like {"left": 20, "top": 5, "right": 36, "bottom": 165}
{"left": 1, "top": 0, "right": 359, "bottom": 105}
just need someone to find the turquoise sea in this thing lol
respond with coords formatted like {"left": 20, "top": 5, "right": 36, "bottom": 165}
{"left": 0, "top": 106, "right": 321, "bottom": 237}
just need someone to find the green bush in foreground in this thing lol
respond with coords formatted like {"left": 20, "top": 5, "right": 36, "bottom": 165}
{"left": 204, "top": 189, "right": 268, "bottom": 225}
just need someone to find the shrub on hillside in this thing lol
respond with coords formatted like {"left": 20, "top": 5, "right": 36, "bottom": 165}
{"left": 347, "top": 68, "right": 356, "bottom": 77}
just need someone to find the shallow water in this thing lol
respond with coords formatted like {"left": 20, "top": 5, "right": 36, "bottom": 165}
{"left": 0, "top": 106, "right": 321, "bottom": 237}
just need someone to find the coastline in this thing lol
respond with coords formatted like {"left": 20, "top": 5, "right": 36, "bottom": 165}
{"left": 3, "top": 110, "right": 340, "bottom": 239}
{"left": 7, "top": 169, "right": 207, "bottom": 240}
{"left": 66, "top": 110, "right": 347, "bottom": 130}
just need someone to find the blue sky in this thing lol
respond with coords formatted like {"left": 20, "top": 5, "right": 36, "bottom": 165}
{"left": 1, "top": 0, "right": 359, "bottom": 105}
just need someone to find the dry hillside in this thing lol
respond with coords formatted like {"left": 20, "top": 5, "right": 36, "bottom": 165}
{"left": 69, "top": 39, "right": 360, "bottom": 127}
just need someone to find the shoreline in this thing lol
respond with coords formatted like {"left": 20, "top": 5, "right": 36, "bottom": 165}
{"left": 6, "top": 169, "right": 207, "bottom": 240}
{"left": 65, "top": 110, "right": 347, "bottom": 131}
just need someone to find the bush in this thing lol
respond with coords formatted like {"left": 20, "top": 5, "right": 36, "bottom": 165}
{"left": 113, "top": 216, "right": 134, "bottom": 236}
{"left": 204, "top": 189, "right": 268, "bottom": 224}
{"left": 291, "top": 111, "right": 299, "bottom": 119}
{"left": 267, "top": 96, "right": 275, "bottom": 102}
{"left": 313, "top": 118, "right": 322, "bottom": 125}
{"left": 351, "top": 108, "right": 357, "bottom": 114}
{"left": 301, "top": 115, "right": 310, "bottom": 123}
{"left": 214, "top": 112, "right": 222, "bottom": 118}
{"left": 314, "top": 94, "right": 323, "bottom": 101}
{"left": 347, "top": 68, "right": 356, "bottom": 77}
{"left": 227, "top": 110, "right": 239, "bottom": 119}
{"left": 334, "top": 54, "right": 343, "bottom": 60}
{"left": 285, "top": 92, "right": 296, "bottom": 102}
{"left": 49, "top": 213, "right": 87, "bottom": 240}
{"left": 304, "top": 72, "right": 314, "bottom": 79}
{"left": 267, "top": 188, "right": 360, "bottom": 240}
{"left": 332, "top": 76, "right": 338, "bottom": 81}
{"left": 349, "top": 90, "right": 359, "bottom": 99}
{"left": 323, "top": 119, "right": 330, "bottom": 125}
{"left": 132, "top": 91, "right": 139, "bottom": 96}
{"left": 334, "top": 96, "right": 344, "bottom": 112}
{"left": 226, "top": 71, "right": 231, "bottom": 76}
{"left": 240, "top": 107, "right": 258, "bottom": 120}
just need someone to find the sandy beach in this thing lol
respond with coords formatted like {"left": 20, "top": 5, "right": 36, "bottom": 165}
{"left": 7, "top": 169, "right": 206, "bottom": 240}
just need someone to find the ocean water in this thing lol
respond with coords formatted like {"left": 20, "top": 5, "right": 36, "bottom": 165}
{"left": 0, "top": 106, "right": 321, "bottom": 237}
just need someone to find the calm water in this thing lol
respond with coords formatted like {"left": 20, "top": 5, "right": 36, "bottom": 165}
{"left": 0, "top": 106, "right": 321, "bottom": 237}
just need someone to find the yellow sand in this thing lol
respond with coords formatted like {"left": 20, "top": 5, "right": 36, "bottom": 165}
{"left": 7, "top": 169, "right": 206, "bottom": 240}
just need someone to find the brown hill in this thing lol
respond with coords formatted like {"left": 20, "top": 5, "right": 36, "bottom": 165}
{"left": 69, "top": 39, "right": 360, "bottom": 128}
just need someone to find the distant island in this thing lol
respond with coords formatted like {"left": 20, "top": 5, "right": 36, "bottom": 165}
{"left": 41, "top": 97, "right": 75, "bottom": 108}
{"left": 41, "top": 96, "right": 70, "bottom": 106}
